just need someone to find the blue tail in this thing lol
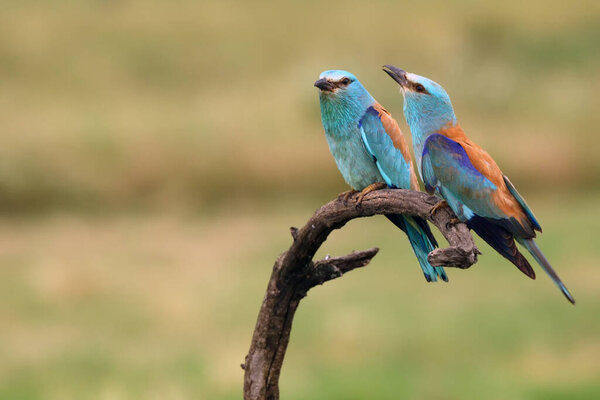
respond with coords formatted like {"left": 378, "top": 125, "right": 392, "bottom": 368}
{"left": 386, "top": 214, "right": 448, "bottom": 282}
{"left": 518, "top": 238, "right": 575, "bottom": 304}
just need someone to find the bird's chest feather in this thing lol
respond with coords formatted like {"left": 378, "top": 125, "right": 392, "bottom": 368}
{"left": 325, "top": 126, "right": 382, "bottom": 190}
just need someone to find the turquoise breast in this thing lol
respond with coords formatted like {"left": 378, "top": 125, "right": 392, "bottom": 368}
{"left": 325, "top": 125, "right": 383, "bottom": 190}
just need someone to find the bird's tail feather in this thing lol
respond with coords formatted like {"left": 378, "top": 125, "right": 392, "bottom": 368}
{"left": 468, "top": 216, "right": 536, "bottom": 279}
{"left": 518, "top": 238, "right": 575, "bottom": 304}
{"left": 386, "top": 214, "right": 448, "bottom": 282}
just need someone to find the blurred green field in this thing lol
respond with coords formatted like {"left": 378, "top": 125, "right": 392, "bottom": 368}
{"left": 1, "top": 0, "right": 599, "bottom": 399}
{"left": 1, "top": 194, "right": 599, "bottom": 399}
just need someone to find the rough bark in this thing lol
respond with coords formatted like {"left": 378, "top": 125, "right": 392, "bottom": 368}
{"left": 242, "top": 189, "right": 479, "bottom": 400}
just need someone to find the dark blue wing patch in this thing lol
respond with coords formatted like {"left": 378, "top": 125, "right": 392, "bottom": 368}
{"left": 423, "top": 134, "right": 486, "bottom": 179}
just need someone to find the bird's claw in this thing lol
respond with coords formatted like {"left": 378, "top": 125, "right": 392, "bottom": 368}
{"left": 337, "top": 189, "right": 358, "bottom": 205}
{"left": 355, "top": 182, "right": 387, "bottom": 208}
{"left": 429, "top": 200, "right": 449, "bottom": 217}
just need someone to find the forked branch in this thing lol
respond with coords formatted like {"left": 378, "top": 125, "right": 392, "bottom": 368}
{"left": 242, "top": 189, "right": 479, "bottom": 400}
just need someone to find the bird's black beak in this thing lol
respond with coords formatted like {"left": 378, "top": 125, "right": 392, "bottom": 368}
{"left": 314, "top": 78, "right": 335, "bottom": 92}
{"left": 382, "top": 65, "right": 408, "bottom": 88}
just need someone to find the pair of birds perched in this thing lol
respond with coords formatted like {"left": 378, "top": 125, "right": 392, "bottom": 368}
{"left": 315, "top": 65, "right": 575, "bottom": 304}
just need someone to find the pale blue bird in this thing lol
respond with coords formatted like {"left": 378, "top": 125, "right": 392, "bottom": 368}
{"left": 315, "top": 70, "right": 447, "bottom": 282}
{"left": 382, "top": 65, "right": 575, "bottom": 303}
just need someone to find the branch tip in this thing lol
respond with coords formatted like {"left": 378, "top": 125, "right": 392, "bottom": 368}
{"left": 290, "top": 226, "right": 299, "bottom": 240}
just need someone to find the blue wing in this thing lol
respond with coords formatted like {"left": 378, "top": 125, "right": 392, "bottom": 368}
{"left": 358, "top": 106, "right": 415, "bottom": 190}
{"left": 421, "top": 134, "right": 500, "bottom": 220}
{"left": 422, "top": 133, "right": 536, "bottom": 278}
{"left": 359, "top": 106, "right": 447, "bottom": 282}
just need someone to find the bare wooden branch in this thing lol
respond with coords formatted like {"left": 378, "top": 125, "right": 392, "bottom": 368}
{"left": 308, "top": 248, "right": 379, "bottom": 287}
{"left": 243, "top": 189, "right": 479, "bottom": 400}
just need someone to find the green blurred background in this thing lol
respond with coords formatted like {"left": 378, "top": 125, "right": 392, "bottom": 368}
{"left": 1, "top": 0, "right": 599, "bottom": 399}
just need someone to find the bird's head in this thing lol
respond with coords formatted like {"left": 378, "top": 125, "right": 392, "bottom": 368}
{"left": 314, "top": 70, "right": 373, "bottom": 112}
{"left": 314, "top": 70, "right": 359, "bottom": 95}
{"left": 382, "top": 65, "right": 456, "bottom": 135}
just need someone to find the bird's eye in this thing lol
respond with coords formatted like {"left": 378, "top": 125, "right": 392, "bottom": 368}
{"left": 415, "top": 84, "right": 426, "bottom": 93}
{"left": 341, "top": 78, "right": 351, "bottom": 85}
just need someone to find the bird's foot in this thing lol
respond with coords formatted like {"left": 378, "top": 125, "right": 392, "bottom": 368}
{"left": 356, "top": 182, "right": 387, "bottom": 208}
{"left": 429, "top": 200, "right": 449, "bottom": 217}
{"left": 337, "top": 189, "right": 359, "bottom": 205}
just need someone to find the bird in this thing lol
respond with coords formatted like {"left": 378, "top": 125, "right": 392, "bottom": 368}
{"left": 382, "top": 64, "right": 575, "bottom": 304}
{"left": 314, "top": 70, "right": 447, "bottom": 282}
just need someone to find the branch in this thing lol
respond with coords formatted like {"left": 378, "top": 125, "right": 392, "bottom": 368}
{"left": 242, "top": 189, "right": 479, "bottom": 400}
{"left": 309, "top": 248, "right": 380, "bottom": 285}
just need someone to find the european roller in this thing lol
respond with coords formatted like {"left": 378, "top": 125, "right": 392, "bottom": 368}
{"left": 314, "top": 70, "right": 447, "bottom": 283}
{"left": 382, "top": 65, "right": 575, "bottom": 303}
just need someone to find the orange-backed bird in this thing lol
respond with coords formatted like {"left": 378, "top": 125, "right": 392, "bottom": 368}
{"left": 383, "top": 65, "right": 574, "bottom": 304}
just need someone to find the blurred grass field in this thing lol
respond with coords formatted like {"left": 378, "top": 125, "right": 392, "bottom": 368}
{"left": 1, "top": 195, "right": 599, "bottom": 399}
{"left": 0, "top": 0, "right": 599, "bottom": 399}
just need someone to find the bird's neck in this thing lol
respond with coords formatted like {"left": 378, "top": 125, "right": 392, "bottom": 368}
{"left": 404, "top": 103, "right": 457, "bottom": 166}
{"left": 319, "top": 91, "right": 374, "bottom": 136}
